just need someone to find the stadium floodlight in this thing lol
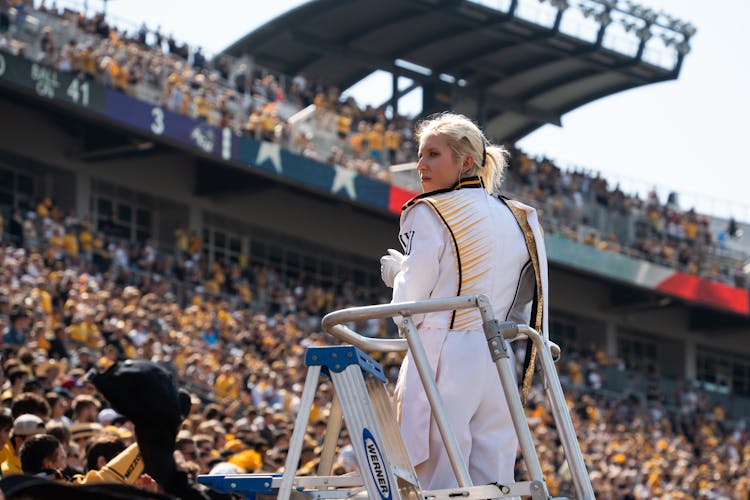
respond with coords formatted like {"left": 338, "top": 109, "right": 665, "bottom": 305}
{"left": 676, "top": 40, "right": 691, "bottom": 55}
{"left": 682, "top": 23, "right": 697, "bottom": 38}
{"left": 595, "top": 10, "right": 612, "bottom": 27}
{"left": 659, "top": 33, "right": 675, "bottom": 47}
{"left": 636, "top": 25, "right": 652, "bottom": 42}
{"left": 622, "top": 21, "right": 638, "bottom": 33}
{"left": 549, "top": 0, "right": 570, "bottom": 11}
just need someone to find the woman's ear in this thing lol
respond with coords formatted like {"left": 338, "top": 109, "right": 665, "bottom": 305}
{"left": 462, "top": 155, "right": 474, "bottom": 173}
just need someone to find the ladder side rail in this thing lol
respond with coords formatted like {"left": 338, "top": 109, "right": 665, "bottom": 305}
{"left": 475, "top": 297, "right": 547, "bottom": 491}
{"left": 401, "top": 316, "right": 473, "bottom": 488}
{"left": 317, "top": 393, "right": 343, "bottom": 476}
{"left": 366, "top": 377, "right": 420, "bottom": 486}
{"left": 279, "top": 365, "right": 322, "bottom": 500}
{"left": 518, "top": 325, "right": 596, "bottom": 500}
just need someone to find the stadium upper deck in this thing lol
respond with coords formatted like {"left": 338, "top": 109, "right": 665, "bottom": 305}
{"left": 224, "top": 0, "right": 694, "bottom": 142}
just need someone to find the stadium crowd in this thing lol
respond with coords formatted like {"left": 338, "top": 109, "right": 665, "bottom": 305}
{"left": 1, "top": 0, "right": 748, "bottom": 289}
{"left": 0, "top": 196, "right": 747, "bottom": 498}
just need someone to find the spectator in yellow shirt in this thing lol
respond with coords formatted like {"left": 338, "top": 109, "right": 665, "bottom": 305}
{"left": 367, "top": 122, "right": 385, "bottom": 162}
{"left": 385, "top": 123, "right": 402, "bottom": 164}
{"left": 63, "top": 230, "right": 79, "bottom": 259}
{"left": 1, "top": 414, "right": 47, "bottom": 476}
{"left": 214, "top": 364, "right": 241, "bottom": 401}
{"left": 336, "top": 109, "right": 352, "bottom": 140}
{"left": 194, "top": 91, "right": 211, "bottom": 122}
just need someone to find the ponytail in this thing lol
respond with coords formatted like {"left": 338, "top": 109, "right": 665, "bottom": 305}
{"left": 416, "top": 112, "right": 508, "bottom": 194}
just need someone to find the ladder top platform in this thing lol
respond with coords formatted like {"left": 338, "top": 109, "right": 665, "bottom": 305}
{"left": 306, "top": 345, "right": 386, "bottom": 383}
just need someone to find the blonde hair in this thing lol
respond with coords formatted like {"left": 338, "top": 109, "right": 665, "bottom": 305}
{"left": 416, "top": 112, "right": 508, "bottom": 194}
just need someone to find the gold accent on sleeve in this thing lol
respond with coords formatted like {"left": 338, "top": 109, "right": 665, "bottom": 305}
{"left": 504, "top": 202, "right": 544, "bottom": 406}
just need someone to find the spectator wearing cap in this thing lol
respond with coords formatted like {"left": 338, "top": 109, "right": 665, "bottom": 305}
{"left": 69, "top": 422, "right": 103, "bottom": 453}
{"left": 1, "top": 413, "right": 46, "bottom": 475}
{"left": 97, "top": 407, "right": 121, "bottom": 427}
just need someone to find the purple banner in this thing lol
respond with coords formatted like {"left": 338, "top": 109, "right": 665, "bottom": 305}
{"left": 105, "top": 89, "right": 238, "bottom": 161}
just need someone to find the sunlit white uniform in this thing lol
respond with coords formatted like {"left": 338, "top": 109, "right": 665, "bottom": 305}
{"left": 391, "top": 176, "right": 549, "bottom": 490}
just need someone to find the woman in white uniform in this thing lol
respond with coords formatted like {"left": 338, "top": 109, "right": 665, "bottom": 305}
{"left": 380, "top": 112, "right": 549, "bottom": 490}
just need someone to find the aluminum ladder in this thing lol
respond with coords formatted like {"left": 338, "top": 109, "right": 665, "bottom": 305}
{"left": 197, "top": 294, "right": 595, "bottom": 499}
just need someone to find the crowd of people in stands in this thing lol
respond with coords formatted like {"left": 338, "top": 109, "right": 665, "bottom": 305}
{"left": 0, "top": 195, "right": 748, "bottom": 497}
{"left": 1, "top": 0, "right": 748, "bottom": 289}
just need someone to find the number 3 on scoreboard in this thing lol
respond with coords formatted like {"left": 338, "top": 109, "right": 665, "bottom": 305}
{"left": 150, "top": 107, "right": 165, "bottom": 135}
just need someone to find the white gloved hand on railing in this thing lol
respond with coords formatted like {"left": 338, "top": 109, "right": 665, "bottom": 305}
{"left": 380, "top": 248, "right": 405, "bottom": 288}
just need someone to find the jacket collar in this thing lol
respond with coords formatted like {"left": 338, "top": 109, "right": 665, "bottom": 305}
{"left": 402, "top": 176, "right": 483, "bottom": 211}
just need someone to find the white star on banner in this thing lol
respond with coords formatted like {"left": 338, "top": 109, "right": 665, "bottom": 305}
{"left": 331, "top": 165, "right": 358, "bottom": 199}
{"left": 256, "top": 141, "right": 282, "bottom": 173}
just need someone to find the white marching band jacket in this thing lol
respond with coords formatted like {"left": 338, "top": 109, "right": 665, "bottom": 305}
{"left": 391, "top": 176, "right": 549, "bottom": 467}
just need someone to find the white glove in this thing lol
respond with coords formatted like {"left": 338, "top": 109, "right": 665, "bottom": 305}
{"left": 380, "top": 249, "right": 405, "bottom": 288}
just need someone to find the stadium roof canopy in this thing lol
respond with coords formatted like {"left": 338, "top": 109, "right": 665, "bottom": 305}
{"left": 223, "top": 0, "right": 690, "bottom": 143}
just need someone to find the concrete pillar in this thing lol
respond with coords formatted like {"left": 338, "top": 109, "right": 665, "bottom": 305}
{"left": 76, "top": 171, "right": 91, "bottom": 219}
{"left": 605, "top": 319, "right": 617, "bottom": 359}
{"left": 391, "top": 73, "right": 399, "bottom": 118}
{"left": 188, "top": 204, "right": 202, "bottom": 233}
{"left": 684, "top": 336, "right": 696, "bottom": 382}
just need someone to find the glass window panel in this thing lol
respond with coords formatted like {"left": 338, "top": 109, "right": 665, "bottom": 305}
{"left": 214, "top": 231, "right": 226, "bottom": 248}
{"left": 97, "top": 198, "right": 112, "bottom": 215}
{"left": 117, "top": 203, "right": 132, "bottom": 223}
{"left": 251, "top": 240, "right": 265, "bottom": 260}
{"left": 17, "top": 174, "right": 33, "bottom": 196}
{"left": 136, "top": 208, "right": 151, "bottom": 227}
{"left": 0, "top": 169, "right": 13, "bottom": 190}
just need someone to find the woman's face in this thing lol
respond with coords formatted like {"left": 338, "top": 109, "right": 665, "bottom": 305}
{"left": 417, "top": 133, "right": 462, "bottom": 192}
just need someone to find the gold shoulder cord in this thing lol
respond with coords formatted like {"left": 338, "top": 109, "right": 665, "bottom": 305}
{"left": 502, "top": 200, "right": 544, "bottom": 405}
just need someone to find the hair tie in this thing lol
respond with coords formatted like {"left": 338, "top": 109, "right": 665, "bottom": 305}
{"left": 481, "top": 141, "right": 487, "bottom": 167}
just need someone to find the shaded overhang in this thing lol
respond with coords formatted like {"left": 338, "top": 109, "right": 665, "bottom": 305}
{"left": 223, "top": 0, "right": 684, "bottom": 143}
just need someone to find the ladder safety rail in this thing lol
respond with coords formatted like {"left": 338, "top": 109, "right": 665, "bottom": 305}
{"left": 320, "top": 295, "right": 560, "bottom": 361}
{"left": 321, "top": 296, "right": 480, "bottom": 353}
{"left": 516, "top": 324, "right": 593, "bottom": 500}
{"left": 322, "top": 294, "right": 595, "bottom": 500}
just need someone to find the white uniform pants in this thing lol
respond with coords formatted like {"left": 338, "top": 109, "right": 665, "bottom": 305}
{"left": 396, "top": 328, "right": 518, "bottom": 490}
